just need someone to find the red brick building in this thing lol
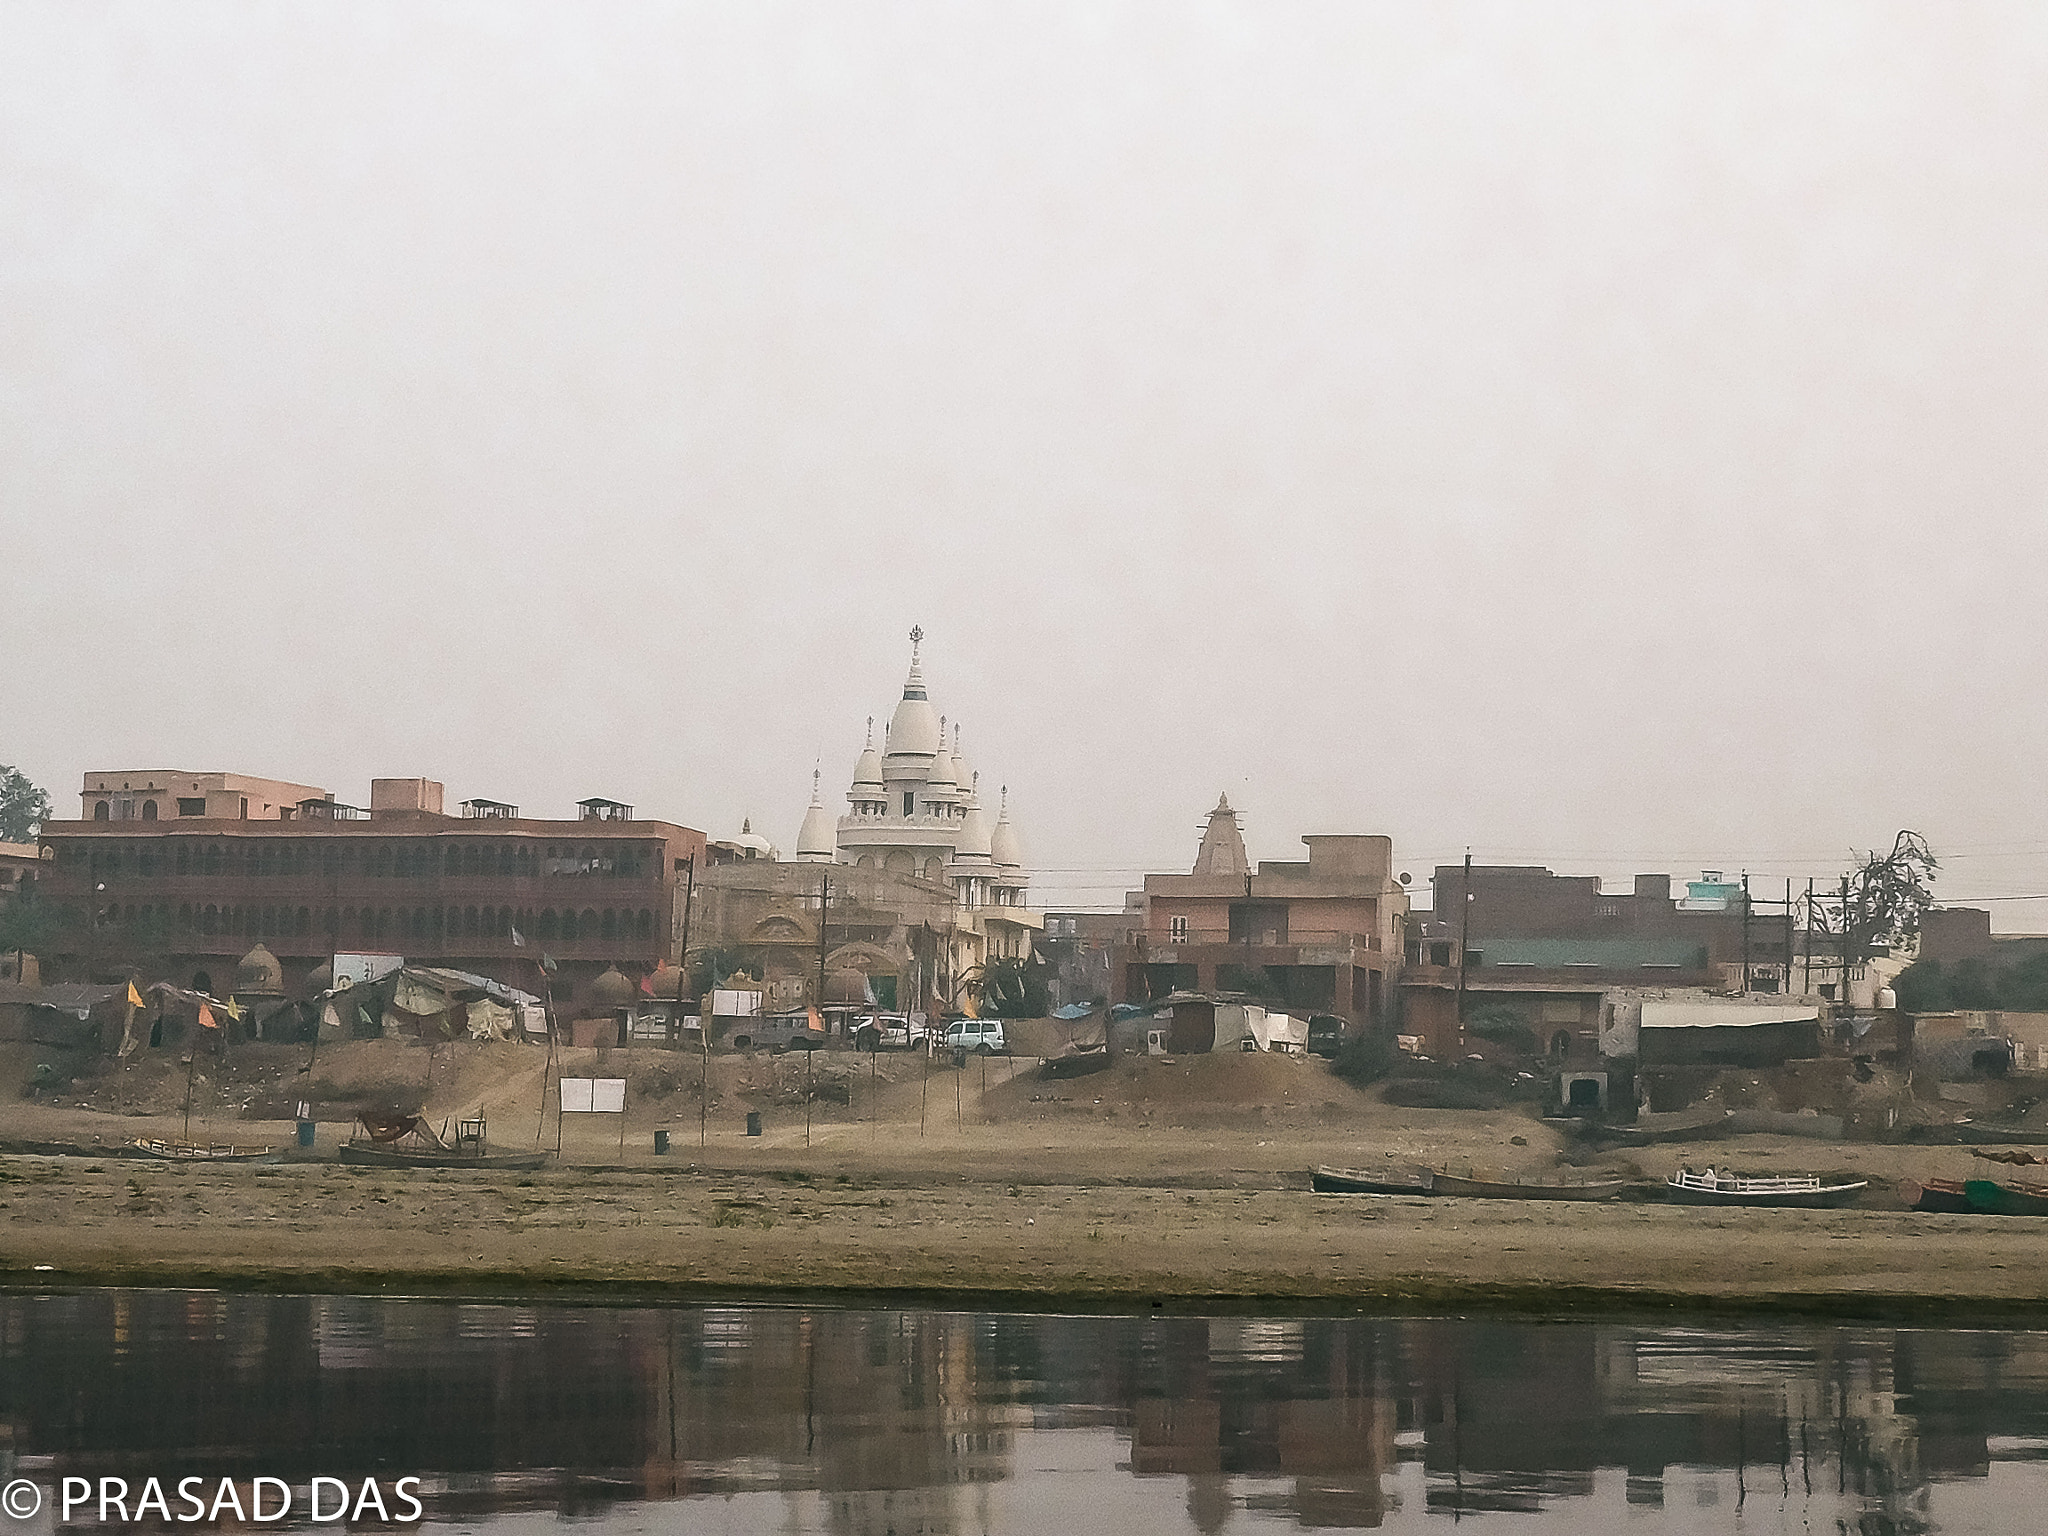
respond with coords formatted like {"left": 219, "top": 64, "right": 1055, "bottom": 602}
{"left": 36, "top": 773, "right": 705, "bottom": 1004}
{"left": 1111, "top": 796, "right": 1406, "bottom": 1031}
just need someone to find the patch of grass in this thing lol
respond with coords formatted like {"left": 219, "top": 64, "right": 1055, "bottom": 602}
{"left": 710, "top": 1207, "right": 747, "bottom": 1228}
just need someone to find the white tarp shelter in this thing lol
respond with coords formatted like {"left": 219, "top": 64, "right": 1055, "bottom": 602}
{"left": 1640, "top": 1001, "right": 1822, "bottom": 1030}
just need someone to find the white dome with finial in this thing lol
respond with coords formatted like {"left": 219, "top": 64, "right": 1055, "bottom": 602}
{"left": 795, "top": 768, "right": 836, "bottom": 862}
{"left": 926, "top": 714, "right": 960, "bottom": 800}
{"left": 882, "top": 626, "right": 941, "bottom": 767}
{"left": 850, "top": 716, "right": 884, "bottom": 794}
{"left": 953, "top": 776, "right": 994, "bottom": 862}
{"left": 949, "top": 721, "right": 976, "bottom": 795}
{"left": 990, "top": 786, "right": 1022, "bottom": 868}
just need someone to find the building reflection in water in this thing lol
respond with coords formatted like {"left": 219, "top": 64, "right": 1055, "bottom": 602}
{"left": 5, "top": 1293, "right": 2048, "bottom": 1531}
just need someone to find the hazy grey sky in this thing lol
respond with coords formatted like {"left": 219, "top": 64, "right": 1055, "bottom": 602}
{"left": 5, "top": 3, "right": 2045, "bottom": 916}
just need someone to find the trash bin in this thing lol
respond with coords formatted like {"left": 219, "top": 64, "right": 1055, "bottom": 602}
{"left": 653, "top": 1129, "right": 670, "bottom": 1155}
{"left": 745, "top": 1111, "right": 762, "bottom": 1137}
{"left": 295, "top": 1120, "right": 315, "bottom": 1149}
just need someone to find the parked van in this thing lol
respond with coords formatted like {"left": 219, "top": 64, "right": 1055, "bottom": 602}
{"left": 943, "top": 1019, "right": 1007, "bottom": 1055}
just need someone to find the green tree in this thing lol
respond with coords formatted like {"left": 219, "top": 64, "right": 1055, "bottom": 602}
{"left": 0, "top": 765, "right": 51, "bottom": 843}
{"left": 0, "top": 895, "right": 57, "bottom": 977}
{"left": 976, "top": 957, "right": 1049, "bottom": 1019}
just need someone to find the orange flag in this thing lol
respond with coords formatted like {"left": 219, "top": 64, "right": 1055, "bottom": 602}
{"left": 127, "top": 981, "right": 144, "bottom": 1008}
{"left": 198, "top": 1003, "right": 218, "bottom": 1030}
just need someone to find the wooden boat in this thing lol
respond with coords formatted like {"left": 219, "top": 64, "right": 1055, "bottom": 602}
{"left": 1042, "top": 1045, "right": 1113, "bottom": 1079}
{"left": 339, "top": 1143, "right": 550, "bottom": 1171}
{"left": 1898, "top": 1178, "right": 1973, "bottom": 1214}
{"left": 1430, "top": 1172, "right": 1637, "bottom": 1202}
{"left": 1663, "top": 1171, "right": 1868, "bottom": 1208}
{"left": 1572, "top": 1109, "right": 1734, "bottom": 1146}
{"left": 1962, "top": 1178, "right": 2048, "bottom": 1216}
{"left": 1311, "top": 1165, "right": 1435, "bottom": 1196}
{"left": 125, "top": 1138, "right": 280, "bottom": 1163}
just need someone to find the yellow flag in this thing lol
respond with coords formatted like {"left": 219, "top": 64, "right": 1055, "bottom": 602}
{"left": 223, "top": 997, "right": 243, "bottom": 1023}
{"left": 127, "top": 981, "right": 144, "bottom": 1009}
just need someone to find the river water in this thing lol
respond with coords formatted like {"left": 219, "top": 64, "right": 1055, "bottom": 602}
{"left": 3, "top": 1292, "right": 2046, "bottom": 1534}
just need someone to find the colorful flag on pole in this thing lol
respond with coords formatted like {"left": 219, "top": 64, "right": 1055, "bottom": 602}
{"left": 198, "top": 1003, "right": 218, "bottom": 1030}
{"left": 539, "top": 951, "right": 558, "bottom": 975}
{"left": 511, "top": 925, "right": 526, "bottom": 947}
{"left": 223, "top": 997, "right": 242, "bottom": 1023}
{"left": 127, "top": 981, "right": 144, "bottom": 1008}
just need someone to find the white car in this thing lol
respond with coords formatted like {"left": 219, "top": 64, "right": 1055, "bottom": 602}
{"left": 943, "top": 1019, "right": 1007, "bottom": 1055}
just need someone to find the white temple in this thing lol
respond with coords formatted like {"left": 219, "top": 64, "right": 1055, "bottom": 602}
{"left": 795, "top": 628, "right": 1040, "bottom": 963}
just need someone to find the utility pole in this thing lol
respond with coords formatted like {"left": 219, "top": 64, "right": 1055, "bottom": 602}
{"left": 816, "top": 870, "right": 830, "bottom": 1033}
{"left": 1740, "top": 874, "right": 1752, "bottom": 993}
{"left": 1840, "top": 874, "right": 1854, "bottom": 1004}
{"left": 1782, "top": 880, "right": 1793, "bottom": 997}
{"left": 1453, "top": 851, "right": 1473, "bottom": 1050}
{"left": 1802, "top": 878, "right": 1815, "bottom": 997}
{"left": 672, "top": 853, "right": 695, "bottom": 1046}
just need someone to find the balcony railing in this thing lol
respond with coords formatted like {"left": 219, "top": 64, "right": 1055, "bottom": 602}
{"left": 1123, "top": 929, "right": 1379, "bottom": 952}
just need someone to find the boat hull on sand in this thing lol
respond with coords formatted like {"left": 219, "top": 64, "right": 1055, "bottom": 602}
{"left": 1311, "top": 1165, "right": 1434, "bottom": 1196}
{"left": 1430, "top": 1173, "right": 1638, "bottom": 1201}
{"left": 1663, "top": 1175, "right": 1868, "bottom": 1208}
{"left": 1962, "top": 1178, "right": 2048, "bottom": 1216}
{"left": 339, "top": 1144, "right": 550, "bottom": 1171}
{"left": 1898, "top": 1178, "right": 1974, "bottom": 1213}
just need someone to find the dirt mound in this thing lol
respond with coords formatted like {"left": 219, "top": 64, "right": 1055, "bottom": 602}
{"left": 982, "top": 1050, "right": 1366, "bottom": 1127}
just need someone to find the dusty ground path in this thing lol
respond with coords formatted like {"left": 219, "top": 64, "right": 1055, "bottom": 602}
{"left": 3, "top": 1154, "right": 2047, "bottom": 1316}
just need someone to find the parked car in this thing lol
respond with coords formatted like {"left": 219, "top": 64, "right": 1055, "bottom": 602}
{"left": 731, "top": 1011, "right": 826, "bottom": 1053}
{"left": 875, "top": 1013, "right": 926, "bottom": 1050}
{"left": 1307, "top": 1014, "right": 1345, "bottom": 1060}
{"left": 943, "top": 1019, "right": 1007, "bottom": 1055}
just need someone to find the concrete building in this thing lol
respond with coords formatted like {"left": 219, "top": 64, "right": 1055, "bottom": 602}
{"left": 35, "top": 772, "right": 706, "bottom": 1004}
{"left": 1425, "top": 863, "right": 1795, "bottom": 993}
{"left": 1111, "top": 796, "right": 1406, "bottom": 1032}
{"left": 79, "top": 770, "right": 328, "bottom": 824}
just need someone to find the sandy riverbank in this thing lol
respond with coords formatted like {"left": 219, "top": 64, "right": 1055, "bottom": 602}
{"left": 4, "top": 1039, "right": 2043, "bottom": 1314}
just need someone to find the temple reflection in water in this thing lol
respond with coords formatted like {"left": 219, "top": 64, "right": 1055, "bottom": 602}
{"left": 5, "top": 1292, "right": 2048, "bottom": 1531}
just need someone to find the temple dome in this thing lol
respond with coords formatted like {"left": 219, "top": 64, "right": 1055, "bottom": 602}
{"left": 949, "top": 723, "right": 976, "bottom": 794}
{"left": 644, "top": 961, "right": 687, "bottom": 1000}
{"left": 883, "top": 630, "right": 941, "bottom": 765}
{"left": 302, "top": 960, "right": 334, "bottom": 998}
{"left": 235, "top": 942, "right": 283, "bottom": 996}
{"left": 955, "top": 792, "right": 994, "bottom": 862}
{"left": 850, "top": 717, "right": 884, "bottom": 792}
{"left": 795, "top": 769, "right": 836, "bottom": 862}
{"left": 990, "top": 787, "right": 1022, "bottom": 868}
{"left": 588, "top": 965, "right": 636, "bottom": 1010}
{"left": 927, "top": 716, "right": 959, "bottom": 796}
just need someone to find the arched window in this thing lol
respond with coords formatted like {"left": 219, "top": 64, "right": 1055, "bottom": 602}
{"left": 141, "top": 800, "right": 157, "bottom": 821}
{"left": 582, "top": 908, "right": 598, "bottom": 940}
{"left": 374, "top": 846, "right": 391, "bottom": 878}
{"left": 375, "top": 907, "right": 390, "bottom": 938}
{"left": 601, "top": 909, "right": 617, "bottom": 940}
{"left": 179, "top": 903, "right": 193, "bottom": 931}
{"left": 263, "top": 905, "right": 277, "bottom": 935}
{"left": 637, "top": 909, "right": 653, "bottom": 939}
{"left": 538, "top": 909, "right": 558, "bottom": 940}
{"left": 463, "top": 905, "right": 478, "bottom": 936}
{"left": 447, "top": 845, "right": 462, "bottom": 875}
{"left": 560, "top": 910, "right": 577, "bottom": 941}
{"left": 175, "top": 845, "right": 189, "bottom": 876}
{"left": 93, "top": 801, "right": 109, "bottom": 821}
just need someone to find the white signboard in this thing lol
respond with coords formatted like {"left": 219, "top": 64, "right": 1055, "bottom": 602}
{"left": 559, "top": 1077, "right": 626, "bottom": 1113}
{"left": 333, "top": 952, "right": 405, "bottom": 987}
{"left": 712, "top": 988, "right": 762, "bottom": 1017}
